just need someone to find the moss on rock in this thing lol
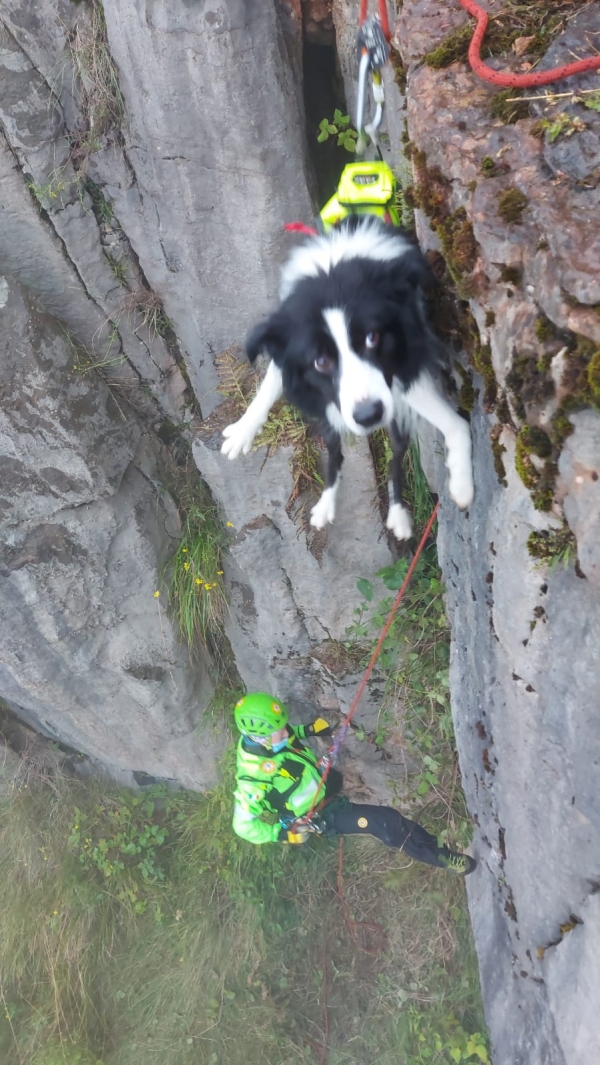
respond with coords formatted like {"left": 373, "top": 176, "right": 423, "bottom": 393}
{"left": 497, "top": 187, "right": 529, "bottom": 225}
{"left": 490, "top": 424, "right": 507, "bottom": 486}
{"left": 424, "top": 23, "right": 472, "bottom": 69}
{"left": 535, "top": 313, "right": 560, "bottom": 344}
{"left": 515, "top": 426, "right": 555, "bottom": 510}
{"left": 499, "top": 265, "right": 523, "bottom": 287}
{"left": 527, "top": 525, "right": 576, "bottom": 566}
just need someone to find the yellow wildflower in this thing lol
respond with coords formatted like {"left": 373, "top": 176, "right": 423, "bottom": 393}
{"left": 153, "top": 590, "right": 160, "bottom": 598}
{"left": 195, "top": 578, "right": 203, "bottom": 586}
{"left": 183, "top": 562, "right": 190, "bottom": 571}
{"left": 204, "top": 583, "right": 212, "bottom": 590}
{"left": 53, "top": 910, "right": 59, "bottom": 916}
{"left": 217, "top": 570, "right": 224, "bottom": 575}
{"left": 182, "top": 547, "right": 188, "bottom": 553}
{"left": 226, "top": 522, "right": 234, "bottom": 527}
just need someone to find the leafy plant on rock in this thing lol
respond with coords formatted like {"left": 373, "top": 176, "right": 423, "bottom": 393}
{"left": 317, "top": 109, "right": 358, "bottom": 152}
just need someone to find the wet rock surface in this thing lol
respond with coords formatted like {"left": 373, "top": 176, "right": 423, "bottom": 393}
{"left": 395, "top": 1, "right": 600, "bottom": 1061}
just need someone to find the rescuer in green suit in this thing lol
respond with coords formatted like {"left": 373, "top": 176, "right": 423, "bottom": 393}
{"left": 233, "top": 693, "right": 476, "bottom": 874}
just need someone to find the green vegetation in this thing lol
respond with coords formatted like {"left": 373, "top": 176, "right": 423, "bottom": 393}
{"left": 69, "top": 1, "right": 125, "bottom": 141}
{"left": 165, "top": 479, "right": 228, "bottom": 658}
{"left": 436, "top": 208, "right": 479, "bottom": 299}
{"left": 0, "top": 446, "right": 487, "bottom": 1065}
{"left": 489, "top": 424, "right": 508, "bottom": 487}
{"left": 27, "top": 168, "right": 69, "bottom": 209}
{"left": 532, "top": 112, "right": 586, "bottom": 143}
{"left": 0, "top": 753, "right": 488, "bottom": 1065}
{"left": 215, "top": 347, "right": 323, "bottom": 516}
{"left": 105, "top": 253, "right": 129, "bottom": 285}
{"left": 480, "top": 156, "right": 499, "bottom": 178}
{"left": 515, "top": 426, "right": 555, "bottom": 511}
{"left": 498, "top": 265, "right": 522, "bottom": 287}
{"left": 527, "top": 524, "right": 577, "bottom": 569}
{"left": 455, "top": 362, "right": 475, "bottom": 415}
{"left": 489, "top": 89, "right": 529, "bottom": 124}
{"left": 425, "top": 2, "right": 578, "bottom": 76}
{"left": 317, "top": 109, "right": 358, "bottom": 153}
{"left": 121, "top": 288, "right": 174, "bottom": 341}
{"left": 496, "top": 187, "right": 528, "bottom": 226}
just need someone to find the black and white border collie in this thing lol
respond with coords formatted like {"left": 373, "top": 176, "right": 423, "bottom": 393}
{"left": 222, "top": 217, "right": 473, "bottom": 540}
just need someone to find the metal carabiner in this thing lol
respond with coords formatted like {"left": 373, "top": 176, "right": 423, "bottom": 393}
{"left": 355, "top": 16, "right": 390, "bottom": 155}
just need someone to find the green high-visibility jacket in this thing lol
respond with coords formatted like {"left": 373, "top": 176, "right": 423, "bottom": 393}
{"left": 233, "top": 725, "right": 326, "bottom": 845}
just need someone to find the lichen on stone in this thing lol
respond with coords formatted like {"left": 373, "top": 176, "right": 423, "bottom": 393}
{"left": 497, "top": 187, "right": 529, "bottom": 225}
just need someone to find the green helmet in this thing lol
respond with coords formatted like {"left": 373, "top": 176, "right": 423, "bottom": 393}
{"left": 234, "top": 692, "right": 288, "bottom": 737}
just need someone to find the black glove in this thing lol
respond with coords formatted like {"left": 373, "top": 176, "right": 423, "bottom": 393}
{"left": 305, "top": 717, "right": 332, "bottom": 738}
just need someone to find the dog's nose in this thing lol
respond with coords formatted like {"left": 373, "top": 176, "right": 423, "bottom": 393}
{"left": 353, "top": 399, "right": 384, "bottom": 428}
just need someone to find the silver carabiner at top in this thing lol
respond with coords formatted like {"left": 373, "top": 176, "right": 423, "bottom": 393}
{"left": 355, "top": 16, "right": 390, "bottom": 155}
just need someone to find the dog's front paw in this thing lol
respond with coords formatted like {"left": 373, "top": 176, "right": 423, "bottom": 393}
{"left": 221, "top": 417, "right": 258, "bottom": 460}
{"left": 448, "top": 470, "right": 474, "bottom": 511}
{"left": 386, "top": 503, "right": 413, "bottom": 541}
{"left": 310, "top": 488, "right": 337, "bottom": 530}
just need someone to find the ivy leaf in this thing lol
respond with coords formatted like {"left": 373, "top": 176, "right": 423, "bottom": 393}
{"left": 356, "top": 578, "right": 374, "bottom": 602}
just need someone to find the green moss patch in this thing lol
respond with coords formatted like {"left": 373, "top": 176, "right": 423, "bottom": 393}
{"left": 490, "top": 424, "right": 507, "bottom": 486}
{"left": 455, "top": 361, "right": 475, "bottom": 415}
{"left": 527, "top": 524, "right": 577, "bottom": 568}
{"left": 424, "top": 23, "right": 473, "bottom": 69}
{"left": 437, "top": 208, "right": 479, "bottom": 297}
{"left": 497, "top": 187, "right": 529, "bottom": 225}
{"left": 412, "top": 150, "right": 451, "bottom": 227}
{"left": 515, "top": 426, "right": 556, "bottom": 510}
{"left": 499, "top": 265, "right": 523, "bottom": 287}
{"left": 490, "top": 89, "right": 530, "bottom": 124}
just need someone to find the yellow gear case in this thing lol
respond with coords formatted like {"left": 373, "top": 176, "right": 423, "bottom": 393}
{"left": 319, "top": 160, "right": 401, "bottom": 232}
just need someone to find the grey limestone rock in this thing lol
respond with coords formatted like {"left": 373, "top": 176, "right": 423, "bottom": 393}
{"left": 0, "top": 275, "right": 218, "bottom": 788}
{"left": 398, "top": 0, "right": 600, "bottom": 1059}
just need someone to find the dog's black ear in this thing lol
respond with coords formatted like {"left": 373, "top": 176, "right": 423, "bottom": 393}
{"left": 384, "top": 247, "right": 435, "bottom": 295}
{"left": 245, "top": 314, "right": 288, "bottom": 364}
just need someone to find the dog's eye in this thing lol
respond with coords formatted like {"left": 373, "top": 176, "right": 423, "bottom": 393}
{"left": 314, "top": 354, "right": 334, "bottom": 374}
{"left": 365, "top": 331, "right": 380, "bottom": 350}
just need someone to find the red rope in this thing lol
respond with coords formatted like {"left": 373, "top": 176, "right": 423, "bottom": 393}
{"left": 458, "top": 0, "right": 600, "bottom": 88}
{"left": 284, "top": 222, "right": 318, "bottom": 236}
{"left": 300, "top": 499, "right": 440, "bottom": 826}
{"left": 359, "top": 0, "right": 391, "bottom": 43}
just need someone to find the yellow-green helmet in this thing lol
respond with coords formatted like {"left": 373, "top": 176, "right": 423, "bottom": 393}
{"left": 234, "top": 693, "right": 288, "bottom": 737}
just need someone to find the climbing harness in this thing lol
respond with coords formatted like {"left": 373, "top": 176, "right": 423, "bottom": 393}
{"left": 356, "top": 0, "right": 392, "bottom": 154}
{"left": 319, "top": 159, "right": 401, "bottom": 232}
{"left": 458, "top": 0, "right": 600, "bottom": 89}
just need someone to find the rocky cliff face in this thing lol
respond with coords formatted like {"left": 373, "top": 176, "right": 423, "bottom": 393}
{"left": 1, "top": 1, "right": 599, "bottom": 1061}
{"left": 394, "top": 2, "right": 600, "bottom": 1063}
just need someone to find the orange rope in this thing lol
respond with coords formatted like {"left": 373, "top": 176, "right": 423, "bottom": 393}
{"left": 300, "top": 499, "right": 440, "bottom": 827}
{"left": 359, "top": 0, "right": 391, "bottom": 43}
{"left": 458, "top": 0, "right": 600, "bottom": 88}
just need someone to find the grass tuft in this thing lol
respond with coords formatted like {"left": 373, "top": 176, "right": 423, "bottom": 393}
{"left": 69, "top": 1, "right": 125, "bottom": 144}
{"left": 166, "top": 479, "right": 228, "bottom": 658}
